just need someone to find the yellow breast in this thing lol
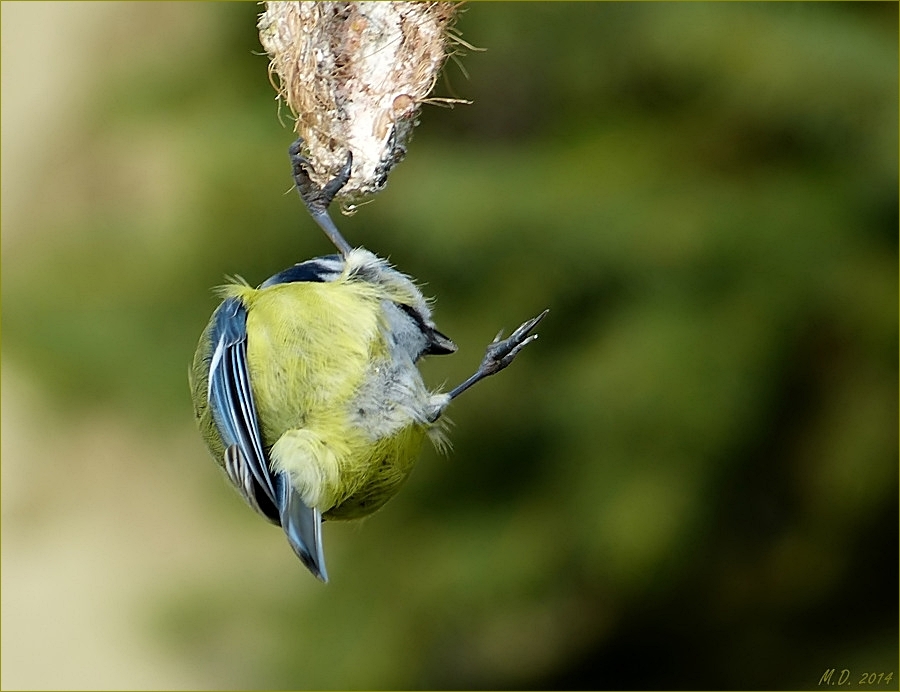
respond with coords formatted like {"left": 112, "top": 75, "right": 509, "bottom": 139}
{"left": 226, "top": 278, "right": 428, "bottom": 517}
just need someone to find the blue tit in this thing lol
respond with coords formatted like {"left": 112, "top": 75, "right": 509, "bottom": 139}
{"left": 190, "top": 139, "right": 546, "bottom": 582}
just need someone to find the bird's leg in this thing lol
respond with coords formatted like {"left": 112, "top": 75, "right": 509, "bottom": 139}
{"left": 428, "top": 309, "right": 549, "bottom": 422}
{"left": 289, "top": 139, "right": 354, "bottom": 257}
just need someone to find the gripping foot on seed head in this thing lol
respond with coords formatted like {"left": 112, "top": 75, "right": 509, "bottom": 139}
{"left": 289, "top": 139, "right": 354, "bottom": 257}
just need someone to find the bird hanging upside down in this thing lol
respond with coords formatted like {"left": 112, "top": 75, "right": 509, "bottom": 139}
{"left": 190, "top": 140, "right": 547, "bottom": 582}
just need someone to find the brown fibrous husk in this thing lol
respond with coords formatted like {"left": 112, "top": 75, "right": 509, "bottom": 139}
{"left": 258, "top": 2, "right": 459, "bottom": 207}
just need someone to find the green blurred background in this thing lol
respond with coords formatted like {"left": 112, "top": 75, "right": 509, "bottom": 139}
{"left": 2, "top": 2, "right": 897, "bottom": 689}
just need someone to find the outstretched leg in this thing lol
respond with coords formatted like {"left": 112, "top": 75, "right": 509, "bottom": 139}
{"left": 289, "top": 139, "right": 354, "bottom": 257}
{"left": 429, "top": 309, "right": 549, "bottom": 422}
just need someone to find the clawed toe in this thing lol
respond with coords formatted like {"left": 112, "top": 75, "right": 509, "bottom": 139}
{"left": 482, "top": 309, "right": 548, "bottom": 373}
{"left": 289, "top": 139, "right": 353, "bottom": 210}
{"left": 288, "top": 139, "right": 354, "bottom": 256}
{"left": 445, "top": 309, "right": 548, "bottom": 402}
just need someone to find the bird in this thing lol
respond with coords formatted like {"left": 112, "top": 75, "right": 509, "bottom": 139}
{"left": 189, "top": 139, "right": 547, "bottom": 582}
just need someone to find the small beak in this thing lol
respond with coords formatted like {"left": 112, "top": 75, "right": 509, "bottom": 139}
{"left": 426, "top": 329, "right": 457, "bottom": 356}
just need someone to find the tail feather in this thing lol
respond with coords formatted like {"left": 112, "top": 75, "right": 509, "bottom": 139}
{"left": 276, "top": 472, "right": 328, "bottom": 582}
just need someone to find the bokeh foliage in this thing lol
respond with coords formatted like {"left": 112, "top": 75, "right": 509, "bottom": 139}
{"left": 2, "top": 2, "right": 897, "bottom": 689}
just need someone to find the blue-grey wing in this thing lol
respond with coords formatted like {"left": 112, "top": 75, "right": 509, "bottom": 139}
{"left": 207, "top": 296, "right": 328, "bottom": 581}
{"left": 207, "top": 297, "right": 279, "bottom": 520}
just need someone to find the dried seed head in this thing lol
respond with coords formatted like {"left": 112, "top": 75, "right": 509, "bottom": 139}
{"left": 258, "top": 2, "right": 459, "bottom": 207}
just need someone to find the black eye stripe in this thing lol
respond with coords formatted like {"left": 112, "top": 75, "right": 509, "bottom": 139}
{"left": 398, "top": 302, "right": 428, "bottom": 330}
{"left": 398, "top": 303, "right": 455, "bottom": 357}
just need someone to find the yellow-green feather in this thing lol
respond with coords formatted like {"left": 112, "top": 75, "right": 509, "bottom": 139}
{"left": 213, "top": 273, "right": 430, "bottom": 519}
{"left": 191, "top": 247, "right": 448, "bottom": 526}
{"left": 189, "top": 316, "right": 226, "bottom": 467}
